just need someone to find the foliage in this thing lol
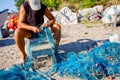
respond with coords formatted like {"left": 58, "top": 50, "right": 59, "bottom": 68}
{"left": 69, "top": 0, "right": 80, "bottom": 3}
{"left": 66, "top": 0, "right": 108, "bottom": 10}
{"left": 14, "top": 0, "right": 62, "bottom": 10}
{"left": 14, "top": 0, "right": 109, "bottom": 11}
{"left": 86, "top": 26, "right": 93, "bottom": 28}
{"left": 41, "top": 0, "right": 62, "bottom": 10}
{"left": 14, "top": 0, "right": 25, "bottom": 10}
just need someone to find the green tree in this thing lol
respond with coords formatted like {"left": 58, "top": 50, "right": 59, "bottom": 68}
{"left": 14, "top": 0, "right": 108, "bottom": 11}
{"left": 14, "top": 0, "right": 25, "bottom": 10}
{"left": 14, "top": 0, "right": 62, "bottom": 10}
{"left": 41, "top": 0, "right": 62, "bottom": 10}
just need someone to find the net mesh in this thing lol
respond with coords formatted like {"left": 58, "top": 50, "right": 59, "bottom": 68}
{"left": 49, "top": 42, "right": 120, "bottom": 80}
{"left": 0, "top": 25, "right": 120, "bottom": 80}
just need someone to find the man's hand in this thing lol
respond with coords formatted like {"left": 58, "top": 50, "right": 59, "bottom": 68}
{"left": 41, "top": 23, "right": 48, "bottom": 28}
{"left": 32, "top": 26, "right": 41, "bottom": 33}
{"left": 32, "top": 23, "right": 48, "bottom": 33}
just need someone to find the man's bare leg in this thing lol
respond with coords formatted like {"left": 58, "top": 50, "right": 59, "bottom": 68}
{"left": 14, "top": 28, "right": 31, "bottom": 61}
{"left": 52, "top": 23, "right": 61, "bottom": 46}
{"left": 51, "top": 23, "right": 61, "bottom": 62}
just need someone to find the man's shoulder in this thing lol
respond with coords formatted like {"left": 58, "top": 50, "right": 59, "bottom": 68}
{"left": 41, "top": 4, "right": 46, "bottom": 7}
{"left": 23, "top": 1, "right": 28, "bottom": 7}
{"left": 41, "top": 4, "right": 47, "bottom": 9}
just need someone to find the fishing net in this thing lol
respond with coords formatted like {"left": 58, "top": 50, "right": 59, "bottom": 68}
{"left": 0, "top": 61, "right": 51, "bottom": 80}
{"left": 0, "top": 25, "right": 120, "bottom": 80}
{"left": 0, "top": 26, "right": 53, "bottom": 80}
{"left": 50, "top": 42, "right": 120, "bottom": 80}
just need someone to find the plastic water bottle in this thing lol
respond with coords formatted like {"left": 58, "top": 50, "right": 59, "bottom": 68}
{"left": 106, "top": 15, "right": 112, "bottom": 26}
{"left": 109, "top": 34, "right": 119, "bottom": 43}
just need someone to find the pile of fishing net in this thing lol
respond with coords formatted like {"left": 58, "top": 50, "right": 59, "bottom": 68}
{"left": 0, "top": 26, "right": 54, "bottom": 80}
{"left": 50, "top": 42, "right": 120, "bottom": 80}
{"left": 0, "top": 60, "right": 51, "bottom": 80}
{"left": 0, "top": 42, "right": 120, "bottom": 80}
{"left": 0, "top": 25, "right": 60, "bottom": 80}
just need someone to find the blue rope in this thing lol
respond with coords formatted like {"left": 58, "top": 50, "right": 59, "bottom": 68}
{"left": 0, "top": 27, "right": 120, "bottom": 80}
{"left": 0, "top": 63, "right": 51, "bottom": 80}
{"left": 0, "top": 25, "right": 55, "bottom": 80}
{"left": 27, "top": 25, "right": 58, "bottom": 64}
{"left": 50, "top": 42, "right": 120, "bottom": 79}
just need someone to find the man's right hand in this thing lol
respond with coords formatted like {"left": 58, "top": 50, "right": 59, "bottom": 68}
{"left": 32, "top": 26, "right": 41, "bottom": 33}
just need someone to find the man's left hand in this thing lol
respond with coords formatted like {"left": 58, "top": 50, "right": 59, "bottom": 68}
{"left": 41, "top": 23, "right": 48, "bottom": 28}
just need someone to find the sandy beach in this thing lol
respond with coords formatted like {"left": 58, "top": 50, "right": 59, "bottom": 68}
{"left": 0, "top": 22, "right": 120, "bottom": 80}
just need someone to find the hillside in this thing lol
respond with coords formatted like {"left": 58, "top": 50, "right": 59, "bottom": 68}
{"left": 58, "top": 0, "right": 120, "bottom": 11}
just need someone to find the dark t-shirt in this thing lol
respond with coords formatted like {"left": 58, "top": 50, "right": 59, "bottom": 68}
{"left": 23, "top": 1, "right": 46, "bottom": 26}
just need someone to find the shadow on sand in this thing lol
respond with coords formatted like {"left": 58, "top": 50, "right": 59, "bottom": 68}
{"left": 0, "top": 38, "right": 15, "bottom": 47}
{"left": 59, "top": 38, "right": 109, "bottom": 53}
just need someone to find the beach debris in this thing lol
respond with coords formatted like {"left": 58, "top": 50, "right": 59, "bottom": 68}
{"left": 6, "top": 13, "right": 18, "bottom": 31}
{"left": 86, "top": 26, "right": 92, "bottom": 28}
{"left": 85, "top": 32, "right": 88, "bottom": 34}
{"left": 101, "top": 5, "right": 120, "bottom": 26}
{"left": 55, "top": 7, "right": 78, "bottom": 24}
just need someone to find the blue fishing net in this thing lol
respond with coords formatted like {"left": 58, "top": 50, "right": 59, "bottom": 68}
{"left": 0, "top": 25, "right": 120, "bottom": 80}
{"left": 0, "top": 61, "right": 51, "bottom": 80}
{"left": 50, "top": 42, "right": 120, "bottom": 80}
{"left": 0, "top": 26, "right": 53, "bottom": 80}
{"left": 27, "top": 25, "right": 58, "bottom": 64}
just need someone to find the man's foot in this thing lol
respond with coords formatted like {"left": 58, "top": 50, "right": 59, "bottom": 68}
{"left": 20, "top": 55, "right": 27, "bottom": 63}
{"left": 20, "top": 56, "right": 29, "bottom": 63}
{"left": 20, "top": 59, "right": 24, "bottom": 63}
{"left": 109, "top": 76, "right": 115, "bottom": 80}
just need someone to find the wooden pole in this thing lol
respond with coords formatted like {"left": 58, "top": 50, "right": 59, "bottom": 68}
{"left": 114, "top": 0, "right": 118, "bottom": 27}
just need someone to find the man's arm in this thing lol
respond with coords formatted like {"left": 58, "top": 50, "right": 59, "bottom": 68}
{"left": 44, "top": 7, "right": 55, "bottom": 27}
{"left": 18, "top": 5, "right": 40, "bottom": 33}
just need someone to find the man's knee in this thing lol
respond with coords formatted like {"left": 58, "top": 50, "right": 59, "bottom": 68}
{"left": 53, "top": 23, "right": 61, "bottom": 30}
{"left": 14, "top": 28, "right": 31, "bottom": 38}
{"left": 52, "top": 23, "right": 61, "bottom": 45}
{"left": 14, "top": 28, "right": 22, "bottom": 38}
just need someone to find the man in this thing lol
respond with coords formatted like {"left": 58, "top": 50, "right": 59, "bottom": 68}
{"left": 14, "top": 0, "right": 61, "bottom": 62}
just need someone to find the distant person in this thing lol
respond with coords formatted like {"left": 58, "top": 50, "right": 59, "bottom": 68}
{"left": 14, "top": 0, "right": 61, "bottom": 62}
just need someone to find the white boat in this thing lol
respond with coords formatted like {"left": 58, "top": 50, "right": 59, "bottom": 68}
{"left": 0, "top": 9, "right": 9, "bottom": 28}
{"left": 0, "top": 9, "right": 9, "bottom": 38}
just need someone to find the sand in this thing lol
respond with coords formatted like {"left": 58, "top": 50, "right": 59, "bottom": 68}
{"left": 0, "top": 22, "right": 120, "bottom": 80}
